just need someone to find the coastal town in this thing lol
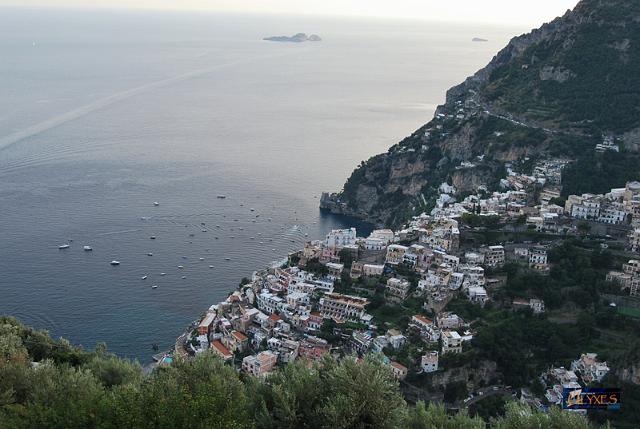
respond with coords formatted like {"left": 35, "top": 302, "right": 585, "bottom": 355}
{"left": 163, "top": 155, "right": 640, "bottom": 412}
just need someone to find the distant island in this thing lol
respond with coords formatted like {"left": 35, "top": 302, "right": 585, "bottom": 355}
{"left": 263, "top": 33, "right": 322, "bottom": 43}
{"left": 472, "top": 37, "right": 488, "bottom": 42}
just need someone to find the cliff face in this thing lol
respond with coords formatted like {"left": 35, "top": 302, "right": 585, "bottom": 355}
{"left": 326, "top": 0, "right": 640, "bottom": 226}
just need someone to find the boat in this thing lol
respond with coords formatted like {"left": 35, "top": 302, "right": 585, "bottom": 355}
{"left": 153, "top": 202, "right": 159, "bottom": 206}
{"left": 181, "top": 276, "right": 187, "bottom": 279}
{"left": 142, "top": 275, "right": 148, "bottom": 280}
{"left": 160, "top": 272, "right": 166, "bottom": 276}
{"left": 150, "top": 236, "right": 156, "bottom": 240}
{"left": 178, "top": 265, "right": 184, "bottom": 269}
{"left": 58, "top": 244, "right": 70, "bottom": 250}
{"left": 209, "top": 265, "right": 214, "bottom": 269}
{"left": 216, "top": 195, "right": 226, "bottom": 199}
{"left": 152, "top": 285, "right": 158, "bottom": 289}
{"left": 199, "top": 257, "right": 204, "bottom": 261}
{"left": 83, "top": 245, "right": 93, "bottom": 251}
{"left": 202, "top": 229, "right": 207, "bottom": 232}
{"left": 224, "top": 257, "right": 231, "bottom": 261}
{"left": 147, "top": 253, "right": 153, "bottom": 256}
{"left": 110, "top": 260, "right": 120, "bottom": 266}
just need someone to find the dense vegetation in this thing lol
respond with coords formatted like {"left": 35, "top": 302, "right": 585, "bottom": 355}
{"left": 484, "top": 0, "right": 640, "bottom": 133}
{"left": 561, "top": 151, "right": 640, "bottom": 197}
{"left": 0, "top": 316, "right": 604, "bottom": 429}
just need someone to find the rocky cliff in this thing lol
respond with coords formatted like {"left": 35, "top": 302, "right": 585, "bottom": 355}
{"left": 324, "top": 0, "right": 640, "bottom": 227}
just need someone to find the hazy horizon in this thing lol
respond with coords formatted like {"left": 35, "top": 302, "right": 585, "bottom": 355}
{"left": 1, "top": 0, "right": 580, "bottom": 26}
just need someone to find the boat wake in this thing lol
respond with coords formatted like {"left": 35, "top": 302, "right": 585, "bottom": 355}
{"left": 0, "top": 50, "right": 304, "bottom": 155}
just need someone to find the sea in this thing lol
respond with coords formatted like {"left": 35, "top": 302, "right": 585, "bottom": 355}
{"left": 0, "top": 8, "right": 523, "bottom": 362}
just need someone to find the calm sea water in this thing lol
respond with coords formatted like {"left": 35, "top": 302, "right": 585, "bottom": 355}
{"left": 0, "top": 8, "right": 521, "bottom": 362}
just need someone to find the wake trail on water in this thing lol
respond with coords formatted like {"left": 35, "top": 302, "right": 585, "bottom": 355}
{"left": 0, "top": 50, "right": 303, "bottom": 154}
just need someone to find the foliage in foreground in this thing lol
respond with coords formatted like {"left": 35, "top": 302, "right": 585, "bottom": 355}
{"left": 0, "top": 317, "right": 603, "bottom": 429}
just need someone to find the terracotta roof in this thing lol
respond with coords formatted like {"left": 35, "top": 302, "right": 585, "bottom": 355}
{"left": 211, "top": 340, "right": 232, "bottom": 358}
{"left": 413, "top": 314, "right": 433, "bottom": 325}
{"left": 268, "top": 314, "right": 281, "bottom": 321}
{"left": 231, "top": 331, "right": 248, "bottom": 341}
{"left": 390, "top": 361, "right": 407, "bottom": 371}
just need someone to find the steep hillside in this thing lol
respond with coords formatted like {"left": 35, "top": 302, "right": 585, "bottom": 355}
{"left": 324, "top": 0, "right": 640, "bottom": 226}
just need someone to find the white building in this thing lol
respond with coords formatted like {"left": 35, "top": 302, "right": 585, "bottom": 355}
{"left": 368, "top": 229, "right": 395, "bottom": 244}
{"left": 362, "top": 264, "right": 385, "bottom": 277}
{"left": 364, "top": 237, "right": 386, "bottom": 251}
{"left": 386, "top": 278, "right": 411, "bottom": 300}
{"left": 319, "top": 293, "right": 369, "bottom": 322}
{"left": 325, "top": 228, "right": 357, "bottom": 249}
{"left": 441, "top": 330, "right": 463, "bottom": 354}
{"left": 467, "top": 286, "right": 488, "bottom": 306}
{"left": 421, "top": 351, "right": 439, "bottom": 373}
{"left": 529, "top": 248, "right": 549, "bottom": 271}
{"left": 409, "top": 315, "right": 440, "bottom": 342}
{"left": 256, "top": 291, "right": 286, "bottom": 315}
{"left": 598, "top": 204, "right": 627, "bottom": 224}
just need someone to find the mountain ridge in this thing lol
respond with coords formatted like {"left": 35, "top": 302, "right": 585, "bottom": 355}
{"left": 323, "top": 0, "right": 640, "bottom": 227}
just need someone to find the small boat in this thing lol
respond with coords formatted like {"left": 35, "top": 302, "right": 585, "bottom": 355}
{"left": 151, "top": 285, "right": 158, "bottom": 289}
{"left": 181, "top": 276, "right": 187, "bottom": 279}
{"left": 202, "top": 229, "right": 207, "bottom": 232}
{"left": 150, "top": 236, "right": 156, "bottom": 240}
{"left": 147, "top": 253, "right": 153, "bottom": 256}
{"left": 214, "top": 237, "right": 219, "bottom": 240}
{"left": 200, "top": 222, "right": 205, "bottom": 226}
{"left": 178, "top": 265, "right": 184, "bottom": 269}
{"left": 216, "top": 195, "right": 226, "bottom": 199}
{"left": 250, "top": 208, "right": 255, "bottom": 212}
{"left": 58, "top": 244, "right": 70, "bottom": 250}
{"left": 224, "top": 257, "right": 231, "bottom": 261}
{"left": 216, "top": 225, "right": 221, "bottom": 228}
{"left": 153, "top": 202, "right": 159, "bottom": 206}
{"left": 199, "top": 257, "right": 204, "bottom": 261}
{"left": 182, "top": 256, "right": 188, "bottom": 259}
{"left": 160, "top": 272, "right": 166, "bottom": 276}
{"left": 83, "top": 245, "right": 93, "bottom": 251}
{"left": 209, "top": 265, "right": 214, "bottom": 269}
{"left": 142, "top": 275, "right": 148, "bottom": 280}
{"left": 110, "top": 260, "right": 120, "bottom": 266}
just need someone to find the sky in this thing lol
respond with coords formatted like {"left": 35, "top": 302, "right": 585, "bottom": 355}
{"left": 2, "top": 0, "right": 581, "bottom": 26}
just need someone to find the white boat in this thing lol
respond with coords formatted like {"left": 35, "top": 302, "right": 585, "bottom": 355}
{"left": 209, "top": 265, "right": 214, "bottom": 269}
{"left": 216, "top": 195, "right": 226, "bottom": 199}
{"left": 181, "top": 276, "right": 187, "bottom": 279}
{"left": 58, "top": 244, "right": 70, "bottom": 250}
{"left": 151, "top": 285, "right": 158, "bottom": 289}
{"left": 178, "top": 265, "right": 184, "bottom": 269}
{"left": 224, "top": 257, "right": 231, "bottom": 261}
{"left": 147, "top": 253, "right": 153, "bottom": 256}
{"left": 160, "top": 272, "right": 166, "bottom": 276}
{"left": 110, "top": 260, "right": 120, "bottom": 266}
{"left": 142, "top": 275, "right": 148, "bottom": 280}
{"left": 153, "top": 202, "right": 159, "bottom": 206}
{"left": 83, "top": 245, "right": 93, "bottom": 251}
{"left": 199, "top": 257, "right": 204, "bottom": 261}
